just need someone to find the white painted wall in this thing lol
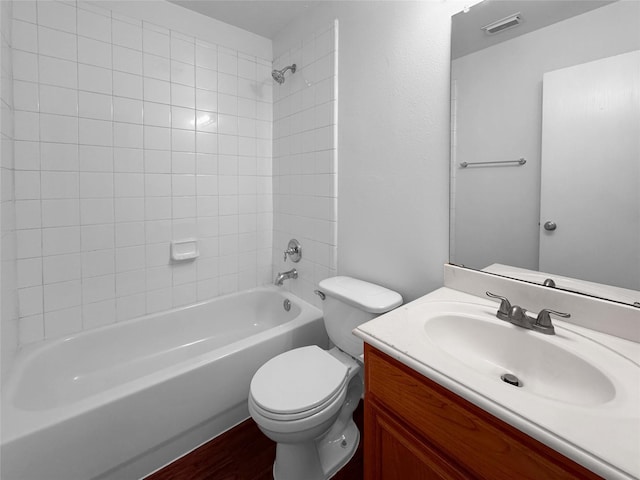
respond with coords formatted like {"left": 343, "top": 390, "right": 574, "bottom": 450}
{"left": 451, "top": 1, "right": 640, "bottom": 272}
{"left": 274, "top": 1, "right": 459, "bottom": 302}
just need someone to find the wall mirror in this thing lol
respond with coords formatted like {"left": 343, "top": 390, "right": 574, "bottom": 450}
{"left": 449, "top": 0, "right": 640, "bottom": 306}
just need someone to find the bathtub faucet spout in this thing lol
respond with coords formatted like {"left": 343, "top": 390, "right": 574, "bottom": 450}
{"left": 275, "top": 269, "right": 298, "bottom": 286}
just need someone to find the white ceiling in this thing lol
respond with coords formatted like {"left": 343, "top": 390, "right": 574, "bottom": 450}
{"left": 452, "top": 0, "right": 616, "bottom": 59}
{"left": 169, "top": 1, "right": 618, "bottom": 56}
{"left": 168, "top": 1, "right": 319, "bottom": 39}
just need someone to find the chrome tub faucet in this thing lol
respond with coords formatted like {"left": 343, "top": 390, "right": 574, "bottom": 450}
{"left": 275, "top": 269, "right": 298, "bottom": 286}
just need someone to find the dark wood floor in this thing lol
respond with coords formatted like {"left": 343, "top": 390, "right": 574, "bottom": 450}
{"left": 146, "top": 402, "right": 364, "bottom": 480}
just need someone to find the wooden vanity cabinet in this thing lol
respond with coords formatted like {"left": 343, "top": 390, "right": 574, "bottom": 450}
{"left": 363, "top": 344, "right": 603, "bottom": 480}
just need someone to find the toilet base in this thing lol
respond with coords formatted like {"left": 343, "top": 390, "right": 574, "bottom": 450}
{"left": 319, "top": 418, "right": 360, "bottom": 479}
{"left": 273, "top": 420, "right": 360, "bottom": 480}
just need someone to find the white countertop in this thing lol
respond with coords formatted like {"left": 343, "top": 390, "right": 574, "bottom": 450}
{"left": 354, "top": 287, "right": 640, "bottom": 480}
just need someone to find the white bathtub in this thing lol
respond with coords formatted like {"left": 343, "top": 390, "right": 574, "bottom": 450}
{"left": 1, "top": 287, "right": 328, "bottom": 480}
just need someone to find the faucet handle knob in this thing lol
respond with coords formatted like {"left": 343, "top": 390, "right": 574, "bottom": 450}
{"left": 283, "top": 239, "right": 302, "bottom": 263}
{"left": 534, "top": 309, "right": 570, "bottom": 335}
{"left": 536, "top": 309, "right": 570, "bottom": 326}
{"left": 486, "top": 292, "right": 511, "bottom": 321}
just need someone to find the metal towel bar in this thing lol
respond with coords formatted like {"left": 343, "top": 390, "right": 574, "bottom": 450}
{"left": 459, "top": 158, "right": 526, "bottom": 168}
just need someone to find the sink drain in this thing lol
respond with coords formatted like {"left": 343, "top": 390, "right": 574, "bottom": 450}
{"left": 500, "top": 373, "right": 522, "bottom": 387}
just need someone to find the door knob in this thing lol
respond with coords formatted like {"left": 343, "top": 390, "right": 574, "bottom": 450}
{"left": 544, "top": 221, "right": 557, "bottom": 231}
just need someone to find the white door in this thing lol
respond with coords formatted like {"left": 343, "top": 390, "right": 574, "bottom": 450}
{"left": 539, "top": 50, "right": 640, "bottom": 290}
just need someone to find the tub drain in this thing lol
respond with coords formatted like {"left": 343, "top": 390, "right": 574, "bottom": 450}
{"left": 283, "top": 299, "right": 291, "bottom": 312}
{"left": 500, "top": 373, "right": 522, "bottom": 387}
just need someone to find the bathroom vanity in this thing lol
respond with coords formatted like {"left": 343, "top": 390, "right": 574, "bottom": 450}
{"left": 363, "top": 344, "right": 600, "bottom": 479}
{"left": 355, "top": 266, "right": 640, "bottom": 480}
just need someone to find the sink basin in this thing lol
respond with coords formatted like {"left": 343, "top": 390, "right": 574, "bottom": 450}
{"left": 419, "top": 307, "right": 617, "bottom": 406}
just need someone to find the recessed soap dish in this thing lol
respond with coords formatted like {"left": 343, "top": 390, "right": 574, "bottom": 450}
{"left": 171, "top": 239, "right": 199, "bottom": 261}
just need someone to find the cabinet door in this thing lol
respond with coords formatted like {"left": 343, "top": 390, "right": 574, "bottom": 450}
{"left": 365, "top": 401, "right": 471, "bottom": 480}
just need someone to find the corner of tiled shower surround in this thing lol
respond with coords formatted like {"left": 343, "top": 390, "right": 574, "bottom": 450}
{"left": 271, "top": 20, "right": 338, "bottom": 310}
{"left": 8, "top": 0, "right": 277, "bottom": 347}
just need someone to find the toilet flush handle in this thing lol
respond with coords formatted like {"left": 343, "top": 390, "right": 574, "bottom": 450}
{"left": 314, "top": 290, "right": 326, "bottom": 300}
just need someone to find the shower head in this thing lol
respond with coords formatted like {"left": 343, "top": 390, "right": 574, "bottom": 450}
{"left": 272, "top": 64, "right": 297, "bottom": 84}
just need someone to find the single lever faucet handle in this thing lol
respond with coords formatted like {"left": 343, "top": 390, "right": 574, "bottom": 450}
{"left": 486, "top": 292, "right": 511, "bottom": 321}
{"left": 283, "top": 246, "right": 296, "bottom": 261}
{"left": 283, "top": 239, "right": 302, "bottom": 263}
{"left": 533, "top": 309, "right": 570, "bottom": 335}
{"left": 536, "top": 309, "right": 570, "bottom": 326}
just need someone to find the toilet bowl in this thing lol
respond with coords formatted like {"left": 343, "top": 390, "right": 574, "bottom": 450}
{"left": 248, "top": 276, "right": 402, "bottom": 480}
{"left": 249, "top": 346, "right": 362, "bottom": 480}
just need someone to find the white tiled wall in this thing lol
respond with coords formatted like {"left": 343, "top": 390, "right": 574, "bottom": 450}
{"left": 11, "top": 1, "right": 273, "bottom": 345}
{"left": 272, "top": 21, "right": 338, "bottom": 307}
{"left": 1, "top": 0, "right": 19, "bottom": 380}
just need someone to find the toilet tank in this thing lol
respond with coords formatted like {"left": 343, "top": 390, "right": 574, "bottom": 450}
{"left": 318, "top": 276, "right": 402, "bottom": 357}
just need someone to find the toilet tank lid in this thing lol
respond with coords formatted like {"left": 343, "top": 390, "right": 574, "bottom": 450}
{"left": 318, "top": 276, "right": 403, "bottom": 314}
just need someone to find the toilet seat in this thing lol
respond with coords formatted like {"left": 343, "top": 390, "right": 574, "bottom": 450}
{"left": 250, "top": 346, "right": 350, "bottom": 421}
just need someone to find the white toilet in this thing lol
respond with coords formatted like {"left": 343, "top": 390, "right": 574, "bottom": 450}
{"left": 248, "top": 276, "right": 402, "bottom": 480}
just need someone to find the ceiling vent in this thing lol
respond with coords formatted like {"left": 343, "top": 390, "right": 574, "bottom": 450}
{"left": 481, "top": 13, "right": 522, "bottom": 35}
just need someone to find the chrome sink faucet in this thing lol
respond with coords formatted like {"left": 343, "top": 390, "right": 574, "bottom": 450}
{"left": 275, "top": 268, "right": 298, "bottom": 286}
{"left": 486, "top": 292, "right": 570, "bottom": 335}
